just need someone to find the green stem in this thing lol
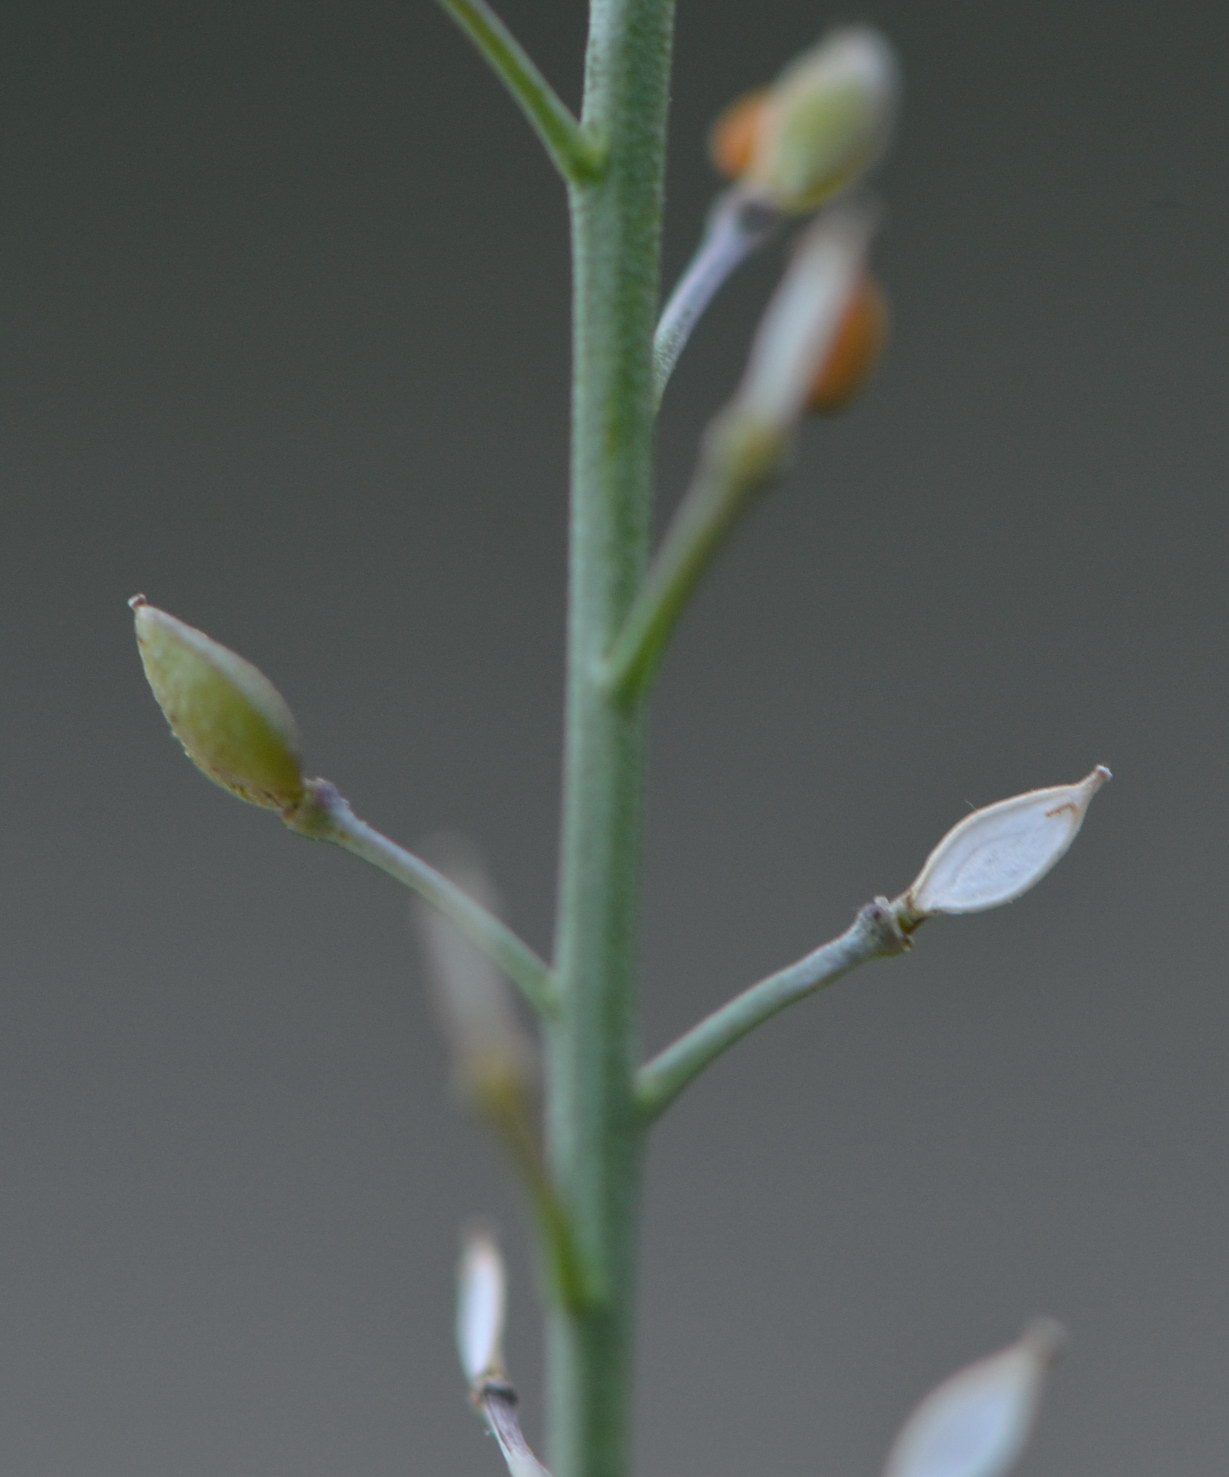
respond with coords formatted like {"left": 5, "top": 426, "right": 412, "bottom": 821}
{"left": 487, "top": 1091, "right": 589, "bottom": 1316}
{"left": 636, "top": 899, "right": 911, "bottom": 1122}
{"left": 434, "top": 0, "right": 602, "bottom": 183}
{"left": 604, "top": 413, "right": 784, "bottom": 700}
{"left": 610, "top": 200, "right": 879, "bottom": 701}
{"left": 545, "top": 1, "right": 676, "bottom": 1474}
{"left": 283, "top": 779, "right": 554, "bottom": 1016}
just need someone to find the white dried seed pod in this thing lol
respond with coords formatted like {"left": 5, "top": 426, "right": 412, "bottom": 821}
{"left": 735, "top": 199, "right": 878, "bottom": 433}
{"left": 882, "top": 1320, "right": 1066, "bottom": 1477}
{"left": 457, "top": 1223, "right": 507, "bottom": 1386}
{"left": 458, "top": 1225, "right": 554, "bottom": 1477}
{"left": 905, "top": 766, "right": 1110, "bottom": 918}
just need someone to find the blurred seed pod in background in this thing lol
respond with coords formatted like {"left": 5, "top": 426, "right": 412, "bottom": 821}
{"left": 731, "top": 28, "right": 900, "bottom": 215}
{"left": 805, "top": 272, "right": 890, "bottom": 414}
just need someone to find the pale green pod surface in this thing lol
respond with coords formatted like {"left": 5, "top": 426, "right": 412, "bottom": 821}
{"left": 131, "top": 596, "right": 306, "bottom": 810}
{"left": 747, "top": 27, "right": 899, "bottom": 215}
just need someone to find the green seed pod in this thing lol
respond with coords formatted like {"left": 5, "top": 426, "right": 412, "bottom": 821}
{"left": 745, "top": 27, "right": 899, "bottom": 215}
{"left": 131, "top": 596, "right": 306, "bottom": 811}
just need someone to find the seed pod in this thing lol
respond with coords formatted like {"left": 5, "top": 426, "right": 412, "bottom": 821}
{"left": 413, "top": 836, "right": 537, "bottom": 1122}
{"left": 735, "top": 199, "right": 877, "bottom": 433}
{"left": 745, "top": 27, "right": 899, "bottom": 215}
{"left": 131, "top": 596, "right": 306, "bottom": 811}
{"left": 882, "top": 1320, "right": 1066, "bottom": 1477}
{"left": 806, "top": 273, "right": 889, "bottom": 414}
{"left": 904, "top": 767, "right": 1111, "bottom": 919}
{"left": 457, "top": 1223, "right": 507, "bottom": 1386}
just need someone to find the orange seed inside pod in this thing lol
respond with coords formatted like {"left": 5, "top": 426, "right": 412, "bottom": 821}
{"left": 708, "top": 89, "right": 770, "bottom": 179}
{"left": 806, "top": 274, "right": 888, "bottom": 414}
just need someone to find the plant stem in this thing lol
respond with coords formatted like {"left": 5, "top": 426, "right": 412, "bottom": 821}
{"left": 653, "top": 190, "right": 781, "bottom": 405}
{"left": 283, "top": 779, "right": 554, "bottom": 1016}
{"left": 545, "top": 2, "right": 676, "bottom": 1474}
{"left": 609, "top": 201, "right": 878, "bottom": 700}
{"left": 636, "top": 899, "right": 911, "bottom": 1122}
{"left": 476, "top": 1380, "right": 554, "bottom": 1477}
{"left": 602, "top": 412, "right": 781, "bottom": 701}
{"left": 434, "top": 0, "right": 602, "bottom": 183}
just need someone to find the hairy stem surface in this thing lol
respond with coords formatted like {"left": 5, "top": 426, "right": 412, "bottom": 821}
{"left": 434, "top": 0, "right": 599, "bottom": 181}
{"left": 545, "top": 2, "right": 676, "bottom": 1474}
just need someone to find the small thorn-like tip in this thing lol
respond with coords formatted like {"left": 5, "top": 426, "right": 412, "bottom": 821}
{"left": 1093, "top": 763, "right": 1112, "bottom": 784}
{"left": 128, "top": 593, "right": 148, "bottom": 610}
{"left": 1021, "top": 1315, "right": 1069, "bottom": 1365}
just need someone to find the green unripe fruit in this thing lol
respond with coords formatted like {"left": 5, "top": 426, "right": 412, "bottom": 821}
{"left": 745, "top": 27, "right": 899, "bottom": 215}
{"left": 131, "top": 596, "right": 306, "bottom": 811}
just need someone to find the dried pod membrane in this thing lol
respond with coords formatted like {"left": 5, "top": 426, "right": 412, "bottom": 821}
{"left": 458, "top": 1226, "right": 554, "bottom": 1477}
{"left": 745, "top": 27, "right": 899, "bottom": 214}
{"left": 736, "top": 199, "right": 878, "bottom": 433}
{"left": 905, "top": 767, "right": 1110, "bottom": 919}
{"left": 131, "top": 596, "right": 306, "bottom": 811}
{"left": 882, "top": 1320, "right": 1066, "bottom": 1477}
{"left": 457, "top": 1223, "right": 507, "bottom": 1386}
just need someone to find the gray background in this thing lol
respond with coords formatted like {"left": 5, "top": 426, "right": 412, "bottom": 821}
{"left": 3, "top": 1, "right": 1227, "bottom": 1472}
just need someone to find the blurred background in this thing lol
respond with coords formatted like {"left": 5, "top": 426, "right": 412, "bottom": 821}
{"left": 3, "top": 0, "right": 1227, "bottom": 1472}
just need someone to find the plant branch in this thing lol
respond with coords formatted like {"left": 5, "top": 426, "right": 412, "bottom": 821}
{"left": 489, "top": 1094, "right": 591, "bottom": 1313}
{"left": 636, "top": 899, "right": 912, "bottom": 1122}
{"left": 434, "top": 0, "right": 601, "bottom": 182}
{"left": 603, "top": 412, "right": 784, "bottom": 701}
{"left": 653, "top": 190, "right": 781, "bottom": 405}
{"left": 475, "top": 1380, "right": 554, "bottom": 1477}
{"left": 283, "top": 779, "right": 555, "bottom": 1016}
{"left": 609, "top": 201, "right": 878, "bottom": 701}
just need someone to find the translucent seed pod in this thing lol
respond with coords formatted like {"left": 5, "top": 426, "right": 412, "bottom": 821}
{"left": 413, "top": 835, "right": 537, "bottom": 1121}
{"left": 882, "top": 1320, "right": 1066, "bottom": 1477}
{"left": 131, "top": 596, "right": 306, "bottom": 811}
{"left": 457, "top": 1225, "right": 554, "bottom": 1477}
{"left": 904, "top": 767, "right": 1111, "bottom": 920}
{"left": 735, "top": 198, "right": 878, "bottom": 435}
{"left": 457, "top": 1222, "right": 507, "bottom": 1386}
